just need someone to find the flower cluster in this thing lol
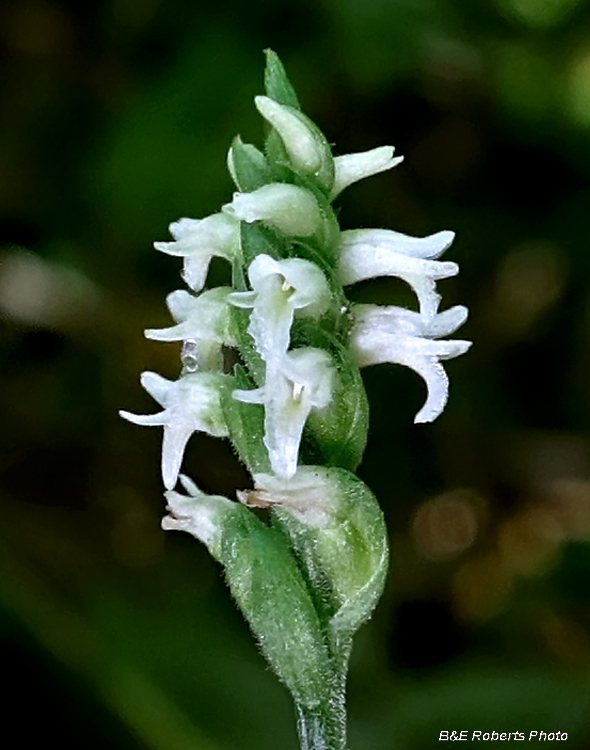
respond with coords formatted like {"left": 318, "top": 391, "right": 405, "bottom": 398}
{"left": 121, "top": 50, "right": 470, "bottom": 494}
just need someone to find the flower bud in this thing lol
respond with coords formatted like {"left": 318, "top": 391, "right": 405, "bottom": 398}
{"left": 255, "top": 95, "right": 334, "bottom": 191}
{"left": 223, "top": 183, "right": 322, "bottom": 237}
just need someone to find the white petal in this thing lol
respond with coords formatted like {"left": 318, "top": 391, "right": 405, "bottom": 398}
{"left": 140, "top": 371, "right": 173, "bottom": 406}
{"left": 424, "top": 305, "right": 469, "bottom": 338}
{"left": 232, "top": 386, "right": 266, "bottom": 404}
{"left": 339, "top": 241, "right": 459, "bottom": 286}
{"left": 331, "top": 146, "right": 403, "bottom": 200}
{"left": 118, "top": 409, "right": 166, "bottom": 426}
{"left": 165, "top": 289, "right": 197, "bottom": 321}
{"left": 341, "top": 229, "right": 455, "bottom": 259}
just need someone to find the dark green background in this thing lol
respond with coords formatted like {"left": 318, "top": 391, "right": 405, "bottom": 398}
{"left": 2, "top": 0, "right": 590, "bottom": 747}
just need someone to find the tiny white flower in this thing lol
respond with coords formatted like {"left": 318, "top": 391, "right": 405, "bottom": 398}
{"left": 153, "top": 213, "right": 241, "bottom": 292}
{"left": 229, "top": 254, "right": 331, "bottom": 365}
{"left": 331, "top": 146, "right": 404, "bottom": 200}
{"left": 223, "top": 183, "right": 322, "bottom": 237}
{"left": 339, "top": 228, "right": 457, "bottom": 321}
{"left": 254, "top": 96, "right": 333, "bottom": 188}
{"left": 119, "top": 371, "right": 229, "bottom": 490}
{"left": 234, "top": 347, "right": 334, "bottom": 478}
{"left": 144, "top": 287, "right": 237, "bottom": 371}
{"left": 349, "top": 303, "right": 471, "bottom": 423}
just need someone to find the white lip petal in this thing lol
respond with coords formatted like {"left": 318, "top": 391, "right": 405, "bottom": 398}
{"left": 162, "top": 425, "right": 194, "bottom": 490}
{"left": 409, "top": 356, "right": 449, "bottom": 424}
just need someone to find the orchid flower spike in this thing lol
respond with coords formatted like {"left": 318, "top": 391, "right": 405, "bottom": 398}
{"left": 349, "top": 303, "right": 471, "bottom": 423}
{"left": 339, "top": 228, "right": 457, "bottom": 321}
{"left": 153, "top": 213, "right": 241, "bottom": 292}
{"left": 119, "top": 371, "right": 229, "bottom": 490}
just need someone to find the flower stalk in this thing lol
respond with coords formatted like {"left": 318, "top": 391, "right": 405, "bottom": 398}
{"left": 121, "top": 49, "right": 470, "bottom": 750}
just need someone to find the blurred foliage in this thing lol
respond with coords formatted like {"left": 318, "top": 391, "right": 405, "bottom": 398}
{"left": 3, "top": 0, "right": 590, "bottom": 747}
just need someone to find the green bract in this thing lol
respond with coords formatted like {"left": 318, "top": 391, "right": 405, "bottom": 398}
{"left": 121, "top": 49, "right": 470, "bottom": 750}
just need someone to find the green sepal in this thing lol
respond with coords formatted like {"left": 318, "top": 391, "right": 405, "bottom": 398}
{"left": 304, "top": 349, "right": 369, "bottom": 472}
{"left": 228, "top": 136, "right": 273, "bottom": 192}
{"left": 264, "top": 49, "right": 300, "bottom": 109}
{"left": 221, "top": 365, "right": 271, "bottom": 474}
{"left": 218, "top": 503, "right": 334, "bottom": 707}
{"left": 240, "top": 221, "right": 289, "bottom": 266}
{"left": 269, "top": 467, "right": 389, "bottom": 639}
{"left": 289, "top": 320, "right": 369, "bottom": 472}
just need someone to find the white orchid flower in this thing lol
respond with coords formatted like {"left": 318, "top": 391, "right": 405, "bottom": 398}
{"left": 331, "top": 146, "right": 404, "bottom": 200}
{"left": 223, "top": 183, "right": 322, "bottom": 237}
{"left": 153, "top": 213, "right": 241, "bottom": 292}
{"left": 234, "top": 347, "right": 334, "bottom": 478}
{"left": 339, "top": 228, "right": 457, "bottom": 321}
{"left": 349, "top": 303, "right": 471, "bottom": 424}
{"left": 229, "top": 253, "right": 331, "bottom": 365}
{"left": 144, "top": 287, "right": 237, "bottom": 371}
{"left": 119, "top": 371, "right": 229, "bottom": 490}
